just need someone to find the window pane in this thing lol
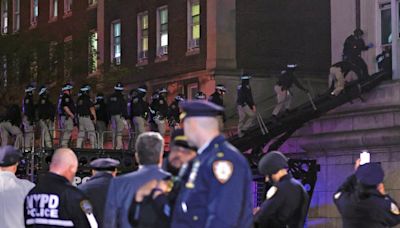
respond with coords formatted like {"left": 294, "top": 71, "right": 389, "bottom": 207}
{"left": 34, "top": 0, "right": 38, "bottom": 16}
{"left": 381, "top": 9, "right": 391, "bottom": 45}
{"left": 142, "top": 15, "right": 148, "bottom": 29}
{"left": 193, "top": 25, "right": 200, "bottom": 39}
{"left": 54, "top": 0, "right": 58, "bottom": 17}
{"left": 143, "top": 37, "right": 148, "bottom": 51}
{"left": 160, "top": 9, "right": 168, "bottom": 24}
{"left": 192, "top": 3, "right": 200, "bottom": 16}
{"left": 161, "top": 33, "right": 168, "bottom": 47}
{"left": 113, "top": 22, "right": 121, "bottom": 37}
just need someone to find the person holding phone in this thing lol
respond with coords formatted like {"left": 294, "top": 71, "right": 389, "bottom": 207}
{"left": 334, "top": 156, "right": 400, "bottom": 227}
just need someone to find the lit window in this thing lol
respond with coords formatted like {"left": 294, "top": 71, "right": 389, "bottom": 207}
{"left": 50, "top": 0, "right": 58, "bottom": 20}
{"left": 64, "top": 36, "right": 72, "bottom": 79}
{"left": 1, "top": 0, "right": 8, "bottom": 34}
{"left": 111, "top": 20, "right": 121, "bottom": 65}
{"left": 64, "top": 0, "right": 72, "bottom": 15}
{"left": 157, "top": 6, "right": 168, "bottom": 57}
{"left": 88, "top": 0, "right": 97, "bottom": 7}
{"left": 13, "top": 0, "right": 19, "bottom": 32}
{"left": 188, "top": 0, "right": 200, "bottom": 50}
{"left": 137, "top": 12, "right": 148, "bottom": 62}
{"left": 1, "top": 55, "right": 7, "bottom": 87}
{"left": 31, "top": 0, "right": 38, "bottom": 26}
{"left": 49, "top": 41, "right": 58, "bottom": 77}
{"left": 88, "top": 31, "right": 98, "bottom": 73}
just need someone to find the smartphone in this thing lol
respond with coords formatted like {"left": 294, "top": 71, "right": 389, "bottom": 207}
{"left": 360, "top": 151, "right": 370, "bottom": 165}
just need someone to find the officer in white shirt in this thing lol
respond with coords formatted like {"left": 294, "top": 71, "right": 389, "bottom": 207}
{"left": 0, "top": 145, "right": 35, "bottom": 228}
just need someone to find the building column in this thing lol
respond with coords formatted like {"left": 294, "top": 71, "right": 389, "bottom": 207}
{"left": 391, "top": 0, "right": 400, "bottom": 79}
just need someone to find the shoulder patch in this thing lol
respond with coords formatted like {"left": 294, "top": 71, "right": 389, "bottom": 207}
{"left": 64, "top": 97, "right": 70, "bottom": 103}
{"left": 334, "top": 192, "right": 342, "bottom": 200}
{"left": 391, "top": 202, "right": 400, "bottom": 215}
{"left": 80, "top": 200, "right": 93, "bottom": 214}
{"left": 266, "top": 186, "right": 278, "bottom": 200}
{"left": 212, "top": 160, "right": 233, "bottom": 184}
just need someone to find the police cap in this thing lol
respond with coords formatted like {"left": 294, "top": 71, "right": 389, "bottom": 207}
{"left": 80, "top": 84, "right": 91, "bottom": 92}
{"left": 354, "top": 28, "right": 364, "bottom": 36}
{"left": 114, "top": 82, "right": 124, "bottom": 91}
{"left": 195, "top": 91, "right": 206, "bottom": 100}
{"left": 286, "top": 64, "right": 298, "bottom": 69}
{"left": 258, "top": 151, "right": 289, "bottom": 176}
{"left": 96, "top": 93, "right": 104, "bottom": 100}
{"left": 0, "top": 146, "right": 22, "bottom": 167}
{"left": 38, "top": 85, "right": 47, "bottom": 96}
{"left": 180, "top": 100, "right": 224, "bottom": 120}
{"left": 62, "top": 83, "right": 73, "bottom": 91}
{"left": 25, "top": 84, "right": 35, "bottom": 93}
{"left": 137, "top": 85, "right": 147, "bottom": 93}
{"left": 355, "top": 162, "right": 384, "bottom": 186}
{"left": 175, "top": 94, "right": 185, "bottom": 102}
{"left": 241, "top": 75, "right": 252, "bottom": 80}
{"left": 216, "top": 84, "right": 227, "bottom": 92}
{"left": 158, "top": 88, "right": 167, "bottom": 94}
{"left": 89, "top": 158, "right": 120, "bottom": 171}
{"left": 170, "top": 128, "right": 196, "bottom": 151}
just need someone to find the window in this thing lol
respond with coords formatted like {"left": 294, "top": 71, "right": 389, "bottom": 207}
{"left": 187, "top": 82, "right": 199, "bottom": 100}
{"left": 111, "top": 20, "right": 121, "bottom": 65}
{"left": 64, "top": 0, "right": 72, "bottom": 15}
{"left": 380, "top": 2, "right": 400, "bottom": 46}
{"left": 1, "top": 55, "right": 7, "bottom": 87}
{"left": 88, "top": 0, "right": 97, "bottom": 7}
{"left": 64, "top": 36, "right": 72, "bottom": 79}
{"left": 1, "top": 0, "right": 8, "bottom": 34}
{"left": 137, "top": 12, "right": 148, "bottom": 62}
{"left": 157, "top": 6, "right": 168, "bottom": 57}
{"left": 88, "top": 31, "right": 98, "bottom": 73}
{"left": 31, "top": 0, "right": 38, "bottom": 26}
{"left": 187, "top": 0, "right": 200, "bottom": 50}
{"left": 13, "top": 0, "right": 19, "bottom": 32}
{"left": 50, "top": 0, "right": 58, "bottom": 20}
{"left": 49, "top": 41, "right": 58, "bottom": 77}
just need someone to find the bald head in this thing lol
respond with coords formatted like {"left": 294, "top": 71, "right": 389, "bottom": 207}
{"left": 50, "top": 148, "right": 78, "bottom": 183}
{"left": 183, "top": 117, "right": 219, "bottom": 148}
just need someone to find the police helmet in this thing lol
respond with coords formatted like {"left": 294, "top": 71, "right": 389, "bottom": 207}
{"left": 62, "top": 83, "right": 73, "bottom": 91}
{"left": 80, "top": 84, "right": 91, "bottom": 93}
{"left": 25, "top": 84, "right": 35, "bottom": 93}
{"left": 258, "top": 151, "right": 289, "bottom": 176}
{"left": 241, "top": 74, "right": 252, "bottom": 80}
{"left": 216, "top": 84, "right": 227, "bottom": 92}
{"left": 38, "top": 85, "right": 47, "bottom": 96}
{"left": 151, "top": 92, "right": 159, "bottom": 100}
{"left": 158, "top": 88, "right": 168, "bottom": 94}
{"left": 175, "top": 94, "right": 185, "bottom": 102}
{"left": 286, "top": 64, "right": 298, "bottom": 70}
{"left": 137, "top": 85, "right": 147, "bottom": 93}
{"left": 354, "top": 28, "right": 364, "bottom": 36}
{"left": 96, "top": 92, "right": 104, "bottom": 101}
{"left": 114, "top": 82, "right": 124, "bottom": 91}
{"left": 195, "top": 91, "right": 206, "bottom": 100}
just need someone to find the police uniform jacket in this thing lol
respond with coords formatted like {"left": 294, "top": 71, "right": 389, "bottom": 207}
{"left": 157, "top": 97, "right": 169, "bottom": 118}
{"left": 343, "top": 35, "right": 369, "bottom": 58}
{"left": 23, "top": 94, "right": 36, "bottom": 122}
{"left": 37, "top": 95, "right": 55, "bottom": 120}
{"left": 130, "top": 95, "right": 149, "bottom": 118}
{"left": 79, "top": 172, "right": 113, "bottom": 228}
{"left": 276, "top": 71, "right": 307, "bottom": 91}
{"left": 209, "top": 92, "right": 224, "bottom": 107}
{"left": 60, "top": 93, "right": 76, "bottom": 117}
{"left": 172, "top": 135, "right": 253, "bottom": 228}
{"left": 103, "top": 165, "right": 170, "bottom": 228}
{"left": 107, "top": 92, "right": 127, "bottom": 117}
{"left": 236, "top": 85, "right": 255, "bottom": 108}
{"left": 5, "top": 104, "right": 22, "bottom": 126}
{"left": 334, "top": 174, "right": 400, "bottom": 228}
{"left": 95, "top": 100, "right": 109, "bottom": 124}
{"left": 76, "top": 94, "right": 94, "bottom": 117}
{"left": 24, "top": 172, "right": 96, "bottom": 228}
{"left": 167, "top": 101, "right": 180, "bottom": 124}
{"left": 254, "top": 174, "right": 309, "bottom": 228}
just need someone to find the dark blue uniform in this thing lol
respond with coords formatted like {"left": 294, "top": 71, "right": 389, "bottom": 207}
{"left": 23, "top": 94, "right": 36, "bottom": 123}
{"left": 167, "top": 100, "right": 181, "bottom": 127}
{"left": 236, "top": 84, "right": 255, "bottom": 108}
{"left": 107, "top": 91, "right": 127, "bottom": 118}
{"left": 24, "top": 172, "right": 97, "bottom": 227}
{"left": 172, "top": 135, "right": 253, "bottom": 228}
{"left": 79, "top": 172, "right": 113, "bottom": 228}
{"left": 254, "top": 174, "right": 309, "bottom": 228}
{"left": 334, "top": 174, "right": 400, "bottom": 228}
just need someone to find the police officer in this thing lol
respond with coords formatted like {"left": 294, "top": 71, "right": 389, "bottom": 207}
{"left": 76, "top": 85, "right": 97, "bottom": 149}
{"left": 194, "top": 91, "right": 206, "bottom": 100}
{"left": 59, "top": 83, "right": 76, "bottom": 147}
{"left": 149, "top": 91, "right": 160, "bottom": 132}
{"left": 94, "top": 93, "right": 108, "bottom": 149}
{"left": 171, "top": 100, "right": 253, "bottom": 228}
{"left": 24, "top": 148, "right": 98, "bottom": 227}
{"left": 272, "top": 64, "right": 309, "bottom": 118}
{"left": 130, "top": 85, "right": 149, "bottom": 141}
{"left": 334, "top": 161, "right": 400, "bottom": 227}
{"left": 254, "top": 151, "right": 309, "bottom": 228}
{"left": 79, "top": 158, "right": 119, "bottom": 228}
{"left": 0, "top": 101, "right": 23, "bottom": 148}
{"left": 22, "top": 84, "right": 36, "bottom": 150}
{"left": 343, "top": 28, "right": 373, "bottom": 77}
{"left": 36, "top": 86, "right": 56, "bottom": 148}
{"left": 209, "top": 84, "right": 227, "bottom": 131}
{"left": 168, "top": 94, "right": 184, "bottom": 129}
{"left": 237, "top": 74, "right": 256, "bottom": 137}
{"left": 154, "top": 88, "right": 168, "bottom": 136}
{"left": 107, "top": 82, "right": 128, "bottom": 150}
{"left": 0, "top": 146, "right": 35, "bottom": 228}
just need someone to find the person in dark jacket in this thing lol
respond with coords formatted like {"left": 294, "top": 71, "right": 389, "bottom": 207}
{"left": 0, "top": 101, "right": 23, "bottom": 149}
{"left": 209, "top": 84, "right": 227, "bottom": 131}
{"left": 334, "top": 160, "right": 400, "bottom": 228}
{"left": 76, "top": 84, "right": 96, "bottom": 149}
{"left": 58, "top": 83, "right": 76, "bottom": 147}
{"left": 167, "top": 94, "right": 184, "bottom": 129}
{"left": 272, "top": 64, "right": 308, "bottom": 118}
{"left": 130, "top": 85, "right": 149, "bottom": 141}
{"left": 24, "top": 148, "right": 98, "bottom": 227}
{"left": 107, "top": 82, "right": 128, "bottom": 150}
{"left": 237, "top": 74, "right": 256, "bottom": 137}
{"left": 95, "top": 93, "right": 108, "bottom": 149}
{"left": 36, "top": 86, "right": 55, "bottom": 148}
{"left": 254, "top": 151, "right": 309, "bottom": 228}
{"left": 22, "top": 84, "right": 36, "bottom": 150}
{"left": 79, "top": 158, "right": 119, "bottom": 228}
{"left": 343, "top": 28, "right": 373, "bottom": 77}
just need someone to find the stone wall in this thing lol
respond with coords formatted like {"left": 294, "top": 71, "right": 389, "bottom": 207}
{"left": 283, "top": 81, "right": 400, "bottom": 227}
